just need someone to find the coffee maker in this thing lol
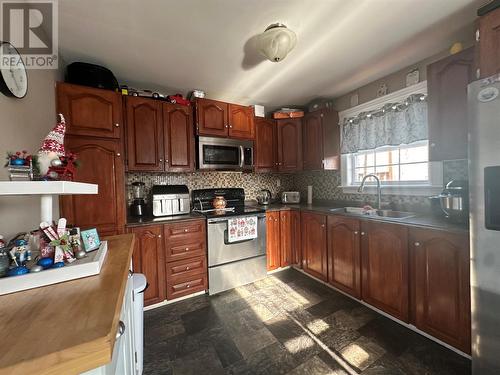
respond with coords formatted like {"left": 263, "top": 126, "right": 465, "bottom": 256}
{"left": 130, "top": 182, "right": 147, "bottom": 217}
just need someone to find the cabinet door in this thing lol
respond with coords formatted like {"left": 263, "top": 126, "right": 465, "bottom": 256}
{"left": 125, "top": 96, "right": 164, "bottom": 172}
{"left": 163, "top": 103, "right": 195, "bottom": 172}
{"left": 196, "top": 98, "right": 228, "bottom": 137}
{"left": 277, "top": 119, "right": 303, "bottom": 172}
{"left": 228, "top": 104, "right": 255, "bottom": 140}
{"left": 266, "top": 211, "right": 281, "bottom": 271}
{"left": 322, "top": 109, "right": 340, "bottom": 170}
{"left": 280, "top": 211, "right": 292, "bottom": 267}
{"left": 327, "top": 216, "right": 361, "bottom": 299}
{"left": 478, "top": 8, "right": 500, "bottom": 78}
{"left": 60, "top": 136, "right": 125, "bottom": 236}
{"left": 129, "top": 225, "right": 165, "bottom": 306}
{"left": 301, "top": 212, "right": 327, "bottom": 281}
{"left": 410, "top": 228, "right": 470, "bottom": 353}
{"left": 427, "top": 47, "right": 474, "bottom": 161}
{"left": 290, "top": 210, "right": 302, "bottom": 266}
{"left": 255, "top": 118, "right": 277, "bottom": 172}
{"left": 361, "top": 221, "right": 409, "bottom": 321}
{"left": 57, "top": 82, "right": 122, "bottom": 139}
{"left": 303, "top": 112, "right": 324, "bottom": 170}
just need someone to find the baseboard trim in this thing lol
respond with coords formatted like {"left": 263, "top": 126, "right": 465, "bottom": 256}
{"left": 143, "top": 290, "right": 207, "bottom": 311}
{"left": 289, "top": 266, "right": 471, "bottom": 360}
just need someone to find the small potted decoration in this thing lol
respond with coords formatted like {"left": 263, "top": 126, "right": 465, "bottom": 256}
{"left": 5, "top": 150, "right": 39, "bottom": 180}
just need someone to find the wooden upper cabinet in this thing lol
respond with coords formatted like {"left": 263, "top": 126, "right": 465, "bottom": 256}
{"left": 301, "top": 212, "right": 328, "bottom": 281}
{"left": 163, "top": 103, "right": 195, "bottom": 172}
{"left": 129, "top": 225, "right": 165, "bottom": 306}
{"left": 277, "top": 118, "right": 303, "bottom": 172}
{"left": 60, "top": 136, "right": 125, "bottom": 236}
{"left": 195, "top": 98, "right": 229, "bottom": 137}
{"left": 57, "top": 82, "right": 122, "bottom": 139}
{"left": 478, "top": 7, "right": 500, "bottom": 78}
{"left": 427, "top": 47, "right": 474, "bottom": 161}
{"left": 361, "top": 221, "right": 409, "bottom": 322}
{"left": 266, "top": 211, "right": 281, "bottom": 271}
{"left": 125, "top": 96, "right": 164, "bottom": 172}
{"left": 303, "top": 112, "right": 324, "bottom": 170}
{"left": 255, "top": 118, "right": 277, "bottom": 172}
{"left": 228, "top": 104, "right": 255, "bottom": 140}
{"left": 327, "top": 216, "right": 361, "bottom": 299}
{"left": 410, "top": 228, "right": 471, "bottom": 353}
{"left": 279, "top": 211, "right": 292, "bottom": 267}
{"left": 290, "top": 210, "right": 302, "bottom": 267}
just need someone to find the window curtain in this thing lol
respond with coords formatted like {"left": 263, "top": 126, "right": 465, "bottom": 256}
{"left": 341, "top": 94, "right": 428, "bottom": 154}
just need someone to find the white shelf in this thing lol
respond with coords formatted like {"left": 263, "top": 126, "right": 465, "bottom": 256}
{"left": 0, "top": 181, "right": 98, "bottom": 196}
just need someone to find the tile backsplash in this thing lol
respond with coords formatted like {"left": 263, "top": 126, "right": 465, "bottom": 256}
{"left": 126, "top": 171, "right": 294, "bottom": 203}
{"left": 127, "top": 159, "right": 468, "bottom": 211}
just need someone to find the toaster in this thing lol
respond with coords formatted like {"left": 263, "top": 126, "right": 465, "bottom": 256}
{"left": 281, "top": 191, "right": 300, "bottom": 204}
{"left": 152, "top": 185, "right": 190, "bottom": 216}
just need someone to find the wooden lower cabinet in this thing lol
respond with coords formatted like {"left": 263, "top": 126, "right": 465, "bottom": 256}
{"left": 301, "top": 212, "right": 328, "bottom": 281}
{"left": 266, "top": 211, "right": 281, "bottom": 271}
{"left": 410, "top": 228, "right": 471, "bottom": 353}
{"left": 129, "top": 225, "right": 165, "bottom": 306}
{"left": 327, "top": 216, "right": 361, "bottom": 298}
{"left": 361, "top": 221, "right": 409, "bottom": 322}
{"left": 129, "top": 219, "right": 208, "bottom": 306}
{"left": 266, "top": 210, "right": 301, "bottom": 271}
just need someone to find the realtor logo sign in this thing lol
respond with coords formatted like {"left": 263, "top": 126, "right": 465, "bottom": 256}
{"left": 1, "top": 0, "right": 58, "bottom": 69}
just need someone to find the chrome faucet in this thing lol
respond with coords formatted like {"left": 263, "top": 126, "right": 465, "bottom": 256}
{"left": 358, "top": 174, "right": 382, "bottom": 209}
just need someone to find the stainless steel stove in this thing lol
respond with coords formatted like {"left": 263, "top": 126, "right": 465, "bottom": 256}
{"left": 192, "top": 188, "right": 267, "bottom": 295}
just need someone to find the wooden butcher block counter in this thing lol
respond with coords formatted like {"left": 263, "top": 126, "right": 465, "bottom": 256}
{"left": 0, "top": 234, "right": 135, "bottom": 375}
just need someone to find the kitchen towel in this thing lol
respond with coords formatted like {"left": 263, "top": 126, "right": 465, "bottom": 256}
{"left": 227, "top": 216, "right": 258, "bottom": 243}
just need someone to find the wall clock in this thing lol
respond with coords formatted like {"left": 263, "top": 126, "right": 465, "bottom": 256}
{"left": 0, "top": 42, "right": 28, "bottom": 99}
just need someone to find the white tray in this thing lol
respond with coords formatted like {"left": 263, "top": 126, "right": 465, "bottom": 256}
{"left": 0, "top": 241, "right": 108, "bottom": 295}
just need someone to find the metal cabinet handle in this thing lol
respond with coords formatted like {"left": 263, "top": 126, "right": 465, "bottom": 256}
{"left": 158, "top": 234, "right": 162, "bottom": 238}
{"left": 184, "top": 229, "right": 188, "bottom": 232}
{"left": 414, "top": 242, "right": 420, "bottom": 247}
{"left": 225, "top": 124, "right": 229, "bottom": 128}
{"left": 321, "top": 224, "right": 325, "bottom": 228}
{"left": 361, "top": 232, "right": 365, "bottom": 236}
{"left": 116, "top": 153, "right": 121, "bottom": 157}
{"left": 229, "top": 125, "right": 233, "bottom": 128}
{"left": 186, "top": 266, "right": 190, "bottom": 271}
{"left": 185, "top": 247, "right": 189, "bottom": 251}
{"left": 115, "top": 321, "right": 125, "bottom": 340}
{"left": 354, "top": 231, "right": 359, "bottom": 235}
{"left": 186, "top": 284, "right": 191, "bottom": 288}
{"left": 115, "top": 123, "right": 120, "bottom": 127}
{"left": 160, "top": 158, "right": 163, "bottom": 162}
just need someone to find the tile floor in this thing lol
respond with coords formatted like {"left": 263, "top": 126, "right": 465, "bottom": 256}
{"left": 144, "top": 268, "right": 471, "bottom": 375}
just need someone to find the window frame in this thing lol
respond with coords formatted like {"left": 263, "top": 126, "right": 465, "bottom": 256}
{"left": 339, "top": 81, "right": 443, "bottom": 196}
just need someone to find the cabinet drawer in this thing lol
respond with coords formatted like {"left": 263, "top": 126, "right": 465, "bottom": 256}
{"left": 164, "top": 219, "right": 206, "bottom": 243}
{"left": 166, "top": 255, "right": 207, "bottom": 279}
{"left": 166, "top": 273, "right": 207, "bottom": 300}
{"left": 165, "top": 240, "right": 206, "bottom": 261}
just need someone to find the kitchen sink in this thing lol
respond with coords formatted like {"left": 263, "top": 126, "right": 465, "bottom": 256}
{"left": 329, "top": 207, "right": 415, "bottom": 220}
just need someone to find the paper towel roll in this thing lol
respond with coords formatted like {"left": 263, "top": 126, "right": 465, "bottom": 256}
{"left": 307, "top": 185, "right": 313, "bottom": 204}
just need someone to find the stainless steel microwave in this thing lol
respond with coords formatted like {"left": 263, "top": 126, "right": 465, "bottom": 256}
{"left": 197, "top": 136, "right": 253, "bottom": 171}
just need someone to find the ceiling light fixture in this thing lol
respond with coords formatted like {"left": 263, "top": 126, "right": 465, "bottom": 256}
{"left": 257, "top": 23, "right": 297, "bottom": 63}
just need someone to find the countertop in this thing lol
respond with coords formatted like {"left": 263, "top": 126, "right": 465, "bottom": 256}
{"left": 255, "top": 202, "right": 469, "bottom": 234}
{"left": 126, "top": 212, "right": 205, "bottom": 227}
{"left": 0, "top": 234, "right": 135, "bottom": 375}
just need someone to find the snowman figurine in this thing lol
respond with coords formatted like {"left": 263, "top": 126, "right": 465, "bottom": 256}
{"left": 38, "top": 114, "right": 66, "bottom": 176}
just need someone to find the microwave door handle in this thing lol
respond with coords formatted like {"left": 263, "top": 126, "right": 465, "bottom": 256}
{"left": 239, "top": 145, "right": 244, "bottom": 168}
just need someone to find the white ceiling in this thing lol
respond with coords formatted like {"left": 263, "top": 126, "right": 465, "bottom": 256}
{"left": 58, "top": 0, "right": 480, "bottom": 108}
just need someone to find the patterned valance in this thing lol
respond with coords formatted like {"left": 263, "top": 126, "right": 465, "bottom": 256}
{"left": 341, "top": 94, "right": 428, "bottom": 154}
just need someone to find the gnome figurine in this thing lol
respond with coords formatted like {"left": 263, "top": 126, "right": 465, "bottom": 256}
{"left": 38, "top": 114, "right": 66, "bottom": 176}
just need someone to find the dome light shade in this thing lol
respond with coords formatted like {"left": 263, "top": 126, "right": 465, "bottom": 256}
{"left": 257, "top": 23, "right": 297, "bottom": 63}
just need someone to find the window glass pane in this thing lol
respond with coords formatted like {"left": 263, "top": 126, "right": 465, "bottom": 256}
{"left": 400, "top": 162, "right": 428, "bottom": 181}
{"left": 375, "top": 165, "right": 399, "bottom": 181}
{"left": 400, "top": 142, "right": 428, "bottom": 163}
{"left": 354, "top": 152, "right": 374, "bottom": 167}
{"left": 354, "top": 167, "right": 375, "bottom": 183}
{"left": 375, "top": 147, "right": 399, "bottom": 165}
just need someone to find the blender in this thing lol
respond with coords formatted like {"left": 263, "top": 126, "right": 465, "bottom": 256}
{"left": 130, "top": 182, "right": 147, "bottom": 217}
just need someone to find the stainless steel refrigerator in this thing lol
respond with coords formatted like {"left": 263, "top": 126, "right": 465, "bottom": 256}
{"left": 469, "top": 74, "right": 500, "bottom": 374}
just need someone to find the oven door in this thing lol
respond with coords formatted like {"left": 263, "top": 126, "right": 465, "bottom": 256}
{"left": 198, "top": 136, "right": 253, "bottom": 170}
{"left": 207, "top": 213, "right": 266, "bottom": 267}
